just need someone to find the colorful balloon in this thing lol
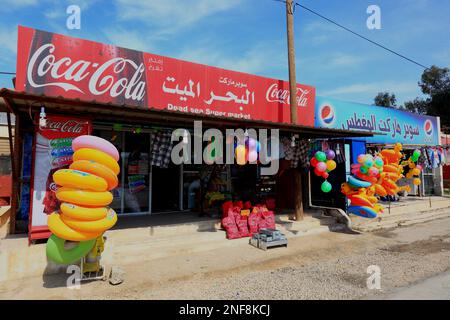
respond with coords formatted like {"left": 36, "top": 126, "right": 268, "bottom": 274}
{"left": 360, "top": 166, "right": 369, "bottom": 174}
{"left": 325, "top": 150, "right": 336, "bottom": 160}
{"left": 326, "top": 160, "right": 337, "bottom": 171}
{"left": 315, "top": 151, "right": 326, "bottom": 162}
{"left": 357, "top": 154, "right": 365, "bottom": 164}
{"left": 322, "top": 172, "right": 329, "bottom": 179}
{"left": 235, "top": 145, "right": 246, "bottom": 165}
{"left": 321, "top": 181, "right": 332, "bottom": 193}
{"left": 310, "top": 157, "right": 319, "bottom": 167}
{"left": 413, "top": 178, "right": 421, "bottom": 186}
{"left": 316, "top": 161, "right": 327, "bottom": 172}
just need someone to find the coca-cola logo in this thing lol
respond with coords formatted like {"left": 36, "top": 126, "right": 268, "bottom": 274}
{"left": 43, "top": 119, "right": 86, "bottom": 133}
{"left": 27, "top": 43, "right": 146, "bottom": 101}
{"left": 266, "top": 83, "right": 309, "bottom": 107}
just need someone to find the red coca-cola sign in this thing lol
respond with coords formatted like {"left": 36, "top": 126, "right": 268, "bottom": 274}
{"left": 39, "top": 115, "right": 91, "bottom": 139}
{"left": 16, "top": 26, "right": 315, "bottom": 126}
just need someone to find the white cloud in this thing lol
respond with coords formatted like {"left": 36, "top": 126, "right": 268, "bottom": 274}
{"left": 114, "top": 0, "right": 242, "bottom": 34}
{"left": 1, "top": 0, "right": 38, "bottom": 7}
{"left": 103, "top": 27, "right": 153, "bottom": 52}
{"left": 177, "top": 42, "right": 285, "bottom": 77}
{"left": 0, "top": 27, "right": 18, "bottom": 54}
{"left": 321, "top": 81, "right": 419, "bottom": 96}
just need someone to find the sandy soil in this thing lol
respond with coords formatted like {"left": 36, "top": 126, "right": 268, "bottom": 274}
{"left": 1, "top": 216, "right": 450, "bottom": 300}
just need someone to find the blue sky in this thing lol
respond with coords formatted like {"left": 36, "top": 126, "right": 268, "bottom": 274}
{"left": 0, "top": 0, "right": 449, "bottom": 106}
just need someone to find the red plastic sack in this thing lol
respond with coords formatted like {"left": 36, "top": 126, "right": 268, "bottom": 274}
{"left": 248, "top": 212, "right": 260, "bottom": 234}
{"left": 222, "top": 201, "right": 233, "bottom": 218}
{"left": 221, "top": 216, "right": 241, "bottom": 239}
{"left": 261, "top": 211, "right": 276, "bottom": 229}
{"left": 243, "top": 201, "right": 252, "bottom": 209}
{"left": 234, "top": 201, "right": 243, "bottom": 209}
{"left": 236, "top": 216, "right": 250, "bottom": 237}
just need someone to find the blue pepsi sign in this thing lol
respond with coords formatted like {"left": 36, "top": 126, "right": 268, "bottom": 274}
{"left": 315, "top": 96, "right": 440, "bottom": 145}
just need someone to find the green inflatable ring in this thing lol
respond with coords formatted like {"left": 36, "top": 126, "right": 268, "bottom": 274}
{"left": 46, "top": 234, "right": 96, "bottom": 264}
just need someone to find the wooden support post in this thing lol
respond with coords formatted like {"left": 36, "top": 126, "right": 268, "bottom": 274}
{"left": 286, "top": 0, "right": 303, "bottom": 220}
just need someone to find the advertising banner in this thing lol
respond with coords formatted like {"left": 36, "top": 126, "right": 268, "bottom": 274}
{"left": 29, "top": 115, "right": 91, "bottom": 240}
{"left": 16, "top": 26, "right": 316, "bottom": 126}
{"left": 315, "top": 96, "right": 440, "bottom": 145}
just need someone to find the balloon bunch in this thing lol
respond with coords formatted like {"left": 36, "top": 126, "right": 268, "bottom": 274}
{"left": 310, "top": 150, "right": 337, "bottom": 193}
{"left": 341, "top": 143, "right": 422, "bottom": 219}
{"left": 235, "top": 137, "right": 260, "bottom": 165}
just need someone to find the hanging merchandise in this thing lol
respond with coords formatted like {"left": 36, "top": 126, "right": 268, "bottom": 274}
{"left": 150, "top": 130, "right": 174, "bottom": 168}
{"left": 310, "top": 149, "right": 337, "bottom": 193}
{"left": 341, "top": 143, "right": 423, "bottom": 219}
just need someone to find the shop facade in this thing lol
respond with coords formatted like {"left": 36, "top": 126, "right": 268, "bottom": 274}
{"left": 2, "top": 26, "right": 373, "bottom": 240}
{"left": 314, "top": 96, "right": 444, "bottom": 199}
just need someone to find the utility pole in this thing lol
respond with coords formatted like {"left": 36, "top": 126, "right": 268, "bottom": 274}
{"left": 285, "top": 0, "right": 304, "bottom": 220}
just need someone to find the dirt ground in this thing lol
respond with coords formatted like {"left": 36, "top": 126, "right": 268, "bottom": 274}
{"left": 1, "top": 216, "right": 450, "bottom": 300}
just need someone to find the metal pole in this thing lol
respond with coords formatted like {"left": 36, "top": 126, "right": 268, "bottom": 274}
{"left": 286, "top": 0, "right": 303, "bottom": 220}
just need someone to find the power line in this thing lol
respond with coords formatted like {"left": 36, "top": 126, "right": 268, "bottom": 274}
{"left": 272, "top": 0, "right": 430, "bottom": 70}
{"left": 0, "top": 72, "right": 15, "bottom": 75}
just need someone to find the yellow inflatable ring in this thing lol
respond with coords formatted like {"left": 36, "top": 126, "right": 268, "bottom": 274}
{"left": 56, "top": 187, "right": 113, "bottom": 207}
{"left": 61, "top": 208, "right": 117, "bottom": 233}
{"left": 60, "top": 202, "right": 108, "bottom": 221}
{"left": 73, "top": 148, "right": 120, "bottom": 175}
{"left": 69, "top": 160, "right": 118, "bottom": 191}
{"left": 53, "top": 169, "right": 108, "bottom": 192}
{"left": 48, "top": 213, "right": 102, "bottom": 241}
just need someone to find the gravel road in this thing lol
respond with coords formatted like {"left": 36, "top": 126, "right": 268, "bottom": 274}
{"left": 1, "top": 216, "right": 450, "bottom": 300}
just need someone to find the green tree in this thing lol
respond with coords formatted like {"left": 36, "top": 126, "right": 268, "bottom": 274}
{"left": 404, "top": 65, "right": 450, "bottom": 131}
{"left": 374, "top": 91, "right": 397, "bottom": 108}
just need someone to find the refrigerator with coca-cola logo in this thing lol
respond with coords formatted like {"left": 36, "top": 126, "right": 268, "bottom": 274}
{"left": 29, "top": 115, "right": 91, "bottom": 242}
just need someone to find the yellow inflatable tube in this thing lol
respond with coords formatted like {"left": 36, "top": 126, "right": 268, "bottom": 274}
{"left": 48, "top": 213, "right": 102, "bottom": 241}
{"left": 61, "top": 208, "right": 117, "bottom": 233}
{"left": 56, "top": 187, "right": 113, "bottom": 207}
{"left": 69, "top": 160, "right": 118, "bottom": 191}
{"left": 53, "top": 169, "right": 107, "bottom": 192}
{"left": 73, "top": 148, "right": 120, "bottom": 175}
{"left": 60, "top": 202, "right": 108, "bottom": 221}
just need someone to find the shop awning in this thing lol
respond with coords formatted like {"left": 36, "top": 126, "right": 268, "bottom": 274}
{"left": 0, "top": 88, "right": 374, "bottom": 138}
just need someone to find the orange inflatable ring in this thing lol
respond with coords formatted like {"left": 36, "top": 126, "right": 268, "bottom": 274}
{"left": 56, "top": 187, "right": 113, "bottom": 207}
{"left": 48, "top": 213, "right": 102, "bottom": 241}
{"left": 73, "top": 148, "right": 120, "bottom": 175}
{"left": 60, "top": 208, "right": 117, "bottom": 233}
{"left": 59, "top": 202, "right": 108, "bottom": 221}
{"left": 53, "top": 169, "right": 107, "bottom": 192}
{"left": 69, "top": 160, "right": 118, "bottom": 190}
{"left": 374, "top": 184, "right": 388, "bottom": 196}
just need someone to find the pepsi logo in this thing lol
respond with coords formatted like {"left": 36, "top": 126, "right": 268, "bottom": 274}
{"left": 320, "top": 104, "right": 335, "bottom": 125}
{"left": 424, "top": 120, "right": 433, "bottom": 136}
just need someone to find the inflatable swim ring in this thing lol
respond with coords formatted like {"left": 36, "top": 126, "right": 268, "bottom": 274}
{"left": 69, "top": 160, "right": 118, "bottom": 191}
{"left": 46, "top": 235, "right": 96, "bottom": 264}
{"left": 347, "top": 176, "right": 372, "bottom": 188}
{"left": 374, "top": 184, "right": 387, "bottom": 196}
{"left": 72, "top": 135, "right": 120, "bottom": 161}
{"left": 56, "top": 187, "right": 113, "bottom": 207}
{"left": 53, "top": 169, "right": 108, "bottom": 192}
{"left": 348, "top": 195, "right": 374, "bottom": 208}
{"left": 73, "top": 148, "right": 120, "bottom": 175}
{"left": 48, "top": 213, "right": 102, "bottom": 241}
{"left": 60, "top": 208, "right": 117, "bottom": 233}
{"left": 347, "top": 206, "right": 377, "bottom": 219}
{"left": 59, "top": 202, "right": 108, "bottom": 221}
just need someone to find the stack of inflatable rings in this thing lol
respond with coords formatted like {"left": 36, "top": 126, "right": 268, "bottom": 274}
{"left": 46, "top": 135, "right": 120, "bottom": 265}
